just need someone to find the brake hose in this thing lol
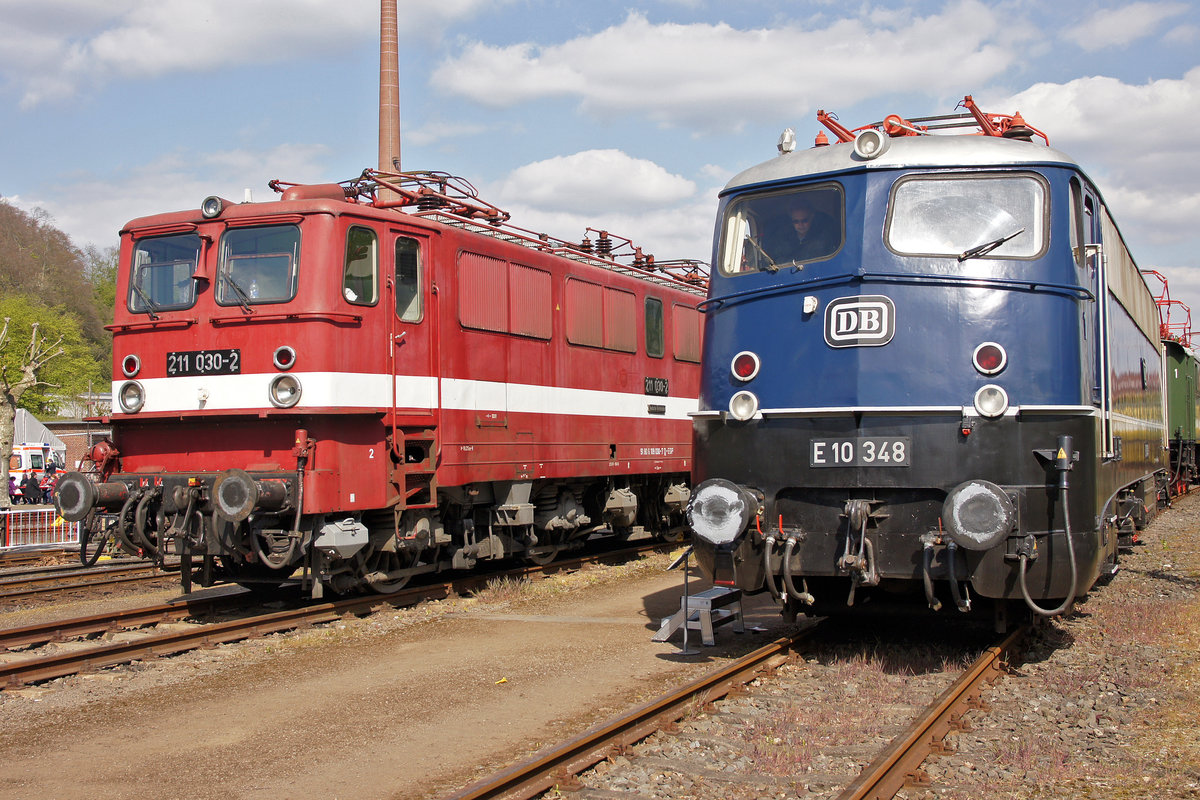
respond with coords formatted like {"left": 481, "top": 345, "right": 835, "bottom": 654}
{"left": 1019, "top": 484, "right": 1078, "bottom": 616}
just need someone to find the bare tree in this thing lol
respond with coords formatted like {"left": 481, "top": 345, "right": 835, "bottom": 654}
{"left": 1, "top": 317, "right": 64, "bottom": 509}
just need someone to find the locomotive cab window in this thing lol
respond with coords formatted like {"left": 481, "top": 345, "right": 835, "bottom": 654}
{"left": 215, "top": 224, "right": 299, "bottom": 306}
{"left": 129, "top": 233, "right": 203, "bottom": 313}
{"left": 343, "top": 226, "right": 378, "bottom": 306}
{"left": 886, "top": 173, "right": 1048, "bottom": 260}
{"left": 394, "top": 237, "right": 422, "bottom": 322}
{"left": 645, "top": 297, "right": 664, "bottom": 358}
{"left": 718, "top": 184, "right": 844, "bottom": 275}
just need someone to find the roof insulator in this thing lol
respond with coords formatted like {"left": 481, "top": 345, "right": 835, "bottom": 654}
{"left": 1002, "top": 111, "right": 1035, "bottom": 142}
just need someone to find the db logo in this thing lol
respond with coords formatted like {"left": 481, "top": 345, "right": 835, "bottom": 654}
{"left": 824, "top": 295, "right": 896, "bottom": 348}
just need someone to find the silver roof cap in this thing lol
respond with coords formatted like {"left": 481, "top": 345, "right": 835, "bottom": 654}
{"left": 723, "top": 135, "right": 1079, "bottom": 195}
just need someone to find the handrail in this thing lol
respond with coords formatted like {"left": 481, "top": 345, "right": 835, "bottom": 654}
{"left": 209, "top": 311, "right": 363, "bottom": 326}
{"left": 105, "top": 318, "right": 197, "bottom": 332}
{"left": 699, "top": 270, "right": 1095, "bottom": 312}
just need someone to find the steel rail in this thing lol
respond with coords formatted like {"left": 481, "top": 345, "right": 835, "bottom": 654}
{"left": 834, "top": 624, "right": 1029, "bottom": 800}
{"left": 0, "top": 543, "right": 668, "bottom": 689}
{"left": 0, "top": 565, "right": 171, "bottom": 602}
{"left": 445, "top": 629, "right": 813, "bottom": 800}
{"left": 0, "top": 549, "right": 72, "bottom": 569}
{"left": 0, "top": 590, "right": 249, "bottom": 651}
{"left": 0, "top": 561, "right": 157, "bottom": 586}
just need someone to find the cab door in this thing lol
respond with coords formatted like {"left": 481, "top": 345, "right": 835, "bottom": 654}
{"left": 386, "top": 231, "right": 438, "bottom": 507}
{"left": 1076, "top": 184, "right": 1112, "bottom": 456}
{"left": 387, "top": 232, "right": 433, "bottom": 413}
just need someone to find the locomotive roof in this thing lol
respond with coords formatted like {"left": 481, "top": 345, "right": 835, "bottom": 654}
{"left": 722, "top": 135, "right": 1080, "bottom": 196}
{"left": 121, "top": 181, "right": 709, "bottom": 298}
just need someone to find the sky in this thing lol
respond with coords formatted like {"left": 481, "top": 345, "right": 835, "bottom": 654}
{"left": 3, "top": 0, "right": 1200, "bottom": 330}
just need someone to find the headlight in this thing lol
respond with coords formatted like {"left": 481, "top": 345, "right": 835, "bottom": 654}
{"left": 201, "top": 196, "right": 226, "bottom": 218}
{"left": 118, "top": 381, "right": 145, "bottom": 413}
{"left": 729, "top": 390, "right": 759, "bottom": 420}
{"left": 687, "top": 478, "right": 759, "bottom": 546}
{"left": 853, "top": 128, "right": 890, "bottom": 159}
{"left": 269, "top": 374, "right": 302, "bottom": 408}
{"left": 973, "top": 384, "right": 1009, "bottom": 418}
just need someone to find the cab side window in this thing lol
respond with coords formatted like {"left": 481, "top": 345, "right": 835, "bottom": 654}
{"left": 395, "top": 238, "right": 422, "bottom": 322}
{"left": 645, "top": 297, "right": 664, "bottom": 358}
{"left": 343, "top": 226, "right": 378, "bottom": 306}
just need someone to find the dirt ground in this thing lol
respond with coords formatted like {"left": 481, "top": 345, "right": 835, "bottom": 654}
{"left": 0, "top": 553, "right": 791, "bottom": 800}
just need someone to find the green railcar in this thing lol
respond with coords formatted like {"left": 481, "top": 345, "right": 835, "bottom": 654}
{"left": 1162, "top": 337, "right": 1200, "bottom": 495}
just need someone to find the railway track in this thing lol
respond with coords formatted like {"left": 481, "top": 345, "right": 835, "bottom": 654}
{"left": 0, "top": 560, "right": 172, "bottom": 603}
{"left": 0, "top": 548, "right": 72, "bottom": 569}
{"left": 0, "top": 543, "right": 667, "bottom": 690}
{"left": 446, "top": 622, "right": 1028, "bottom": 800}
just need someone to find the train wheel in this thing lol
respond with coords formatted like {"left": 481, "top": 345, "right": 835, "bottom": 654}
{"left": 363, "top": 549, "right": 421, "bottom": 593}
{"left": 524, "top": 545, "right": 560, "bottom": 566}
{"left": 658, "top": 525, "right": 688, "bottom": 544}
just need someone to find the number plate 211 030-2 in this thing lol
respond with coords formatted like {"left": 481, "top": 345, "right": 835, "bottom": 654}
{"left": 166, "top": 349, "right": 241, "bottom": 377}
{"left": 809, "top": 437, "right": 911, "bottom": 467}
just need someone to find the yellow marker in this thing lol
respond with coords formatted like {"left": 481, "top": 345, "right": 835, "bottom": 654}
{"left": 1056, "top": 448, "right": 1067, "bottom": 460}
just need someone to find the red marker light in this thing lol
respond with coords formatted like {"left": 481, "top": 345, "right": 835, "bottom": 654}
{"left": 731, "top": 351, "right": 760, "bottom": 381}
{"left": 972, "top": 342, "right": 1007, "bottom": 375}
{"left": 273, "top": 345, "right": 297, "bottom": 370}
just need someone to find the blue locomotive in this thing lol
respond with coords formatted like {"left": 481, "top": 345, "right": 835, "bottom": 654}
{"left": 686, "top": 97, "right": 1167, "bottom": 629}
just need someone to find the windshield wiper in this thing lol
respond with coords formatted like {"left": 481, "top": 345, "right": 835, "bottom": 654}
{"left": 221, "top": 273, "right": 255, "bottom": 313}
{"left": 130, "top": 283, "right": 161, "bottom": 321}
{"left": 746, "top": 236, "right": 780, "bottom": 272}
{"left": 958, "top": 228, "right": 1025, "bottom": 262}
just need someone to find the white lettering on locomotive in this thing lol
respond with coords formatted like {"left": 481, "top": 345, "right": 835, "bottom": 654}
{"left": 824, "top": 295, "right": 896, "bottom": 347}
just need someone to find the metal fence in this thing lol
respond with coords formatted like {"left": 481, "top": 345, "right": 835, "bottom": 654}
{"left": 1, "top": 507, "right": 81, "bottom": 549}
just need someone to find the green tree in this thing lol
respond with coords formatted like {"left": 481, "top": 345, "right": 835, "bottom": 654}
{"left": 83, "top": 244, "right": 118, "bottom": 381}
{"left": 0, "top": 201, "right": 104, "bottom": 339}
{"left": 0, "top": 295, "right": 99, "bottom": 507}
{"left": 0, "top": 200, "right": 115, "bottom": 399}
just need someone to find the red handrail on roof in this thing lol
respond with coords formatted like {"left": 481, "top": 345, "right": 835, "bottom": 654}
{"left": 816, "top": 95, "right": 1049, "bottom": 146}
{"left": 1142, "top": 269, "right": 1196, "bottom": 346}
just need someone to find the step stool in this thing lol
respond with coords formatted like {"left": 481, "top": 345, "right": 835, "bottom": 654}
{"left": 653, "top": 586, "right": 745, "bottom": 646}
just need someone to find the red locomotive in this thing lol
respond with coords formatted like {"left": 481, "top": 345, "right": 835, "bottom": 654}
{"left": 55, "top": 169, "right": 707, "bottom": 595}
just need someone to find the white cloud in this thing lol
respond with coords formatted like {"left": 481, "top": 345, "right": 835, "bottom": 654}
{"left": 405, "top": 120, "right": 490, "bottom": 147}
{"left": 496, "top": 149, "right": 697, "bottom": 215}
{"left": 995, "top": 68, "right": 1200, "bottom": 193}
{"left": 0, "top": 0, "right": 499, "bottom": 108}
{"left": 1163, "top": 23, "right": 1200, "bottom": 44}
{"left": 8, "top": 143, "right": 332, "bottom": 248}
{"left": 1063, "top": 2, "right": 1188, "bottom": 51}
{"left": 991, "top": 70, "right": 1200, "bottom": 312}
{"left": 430, "top": 2, "right": 1037, "bottom": 132}
{"left": 499, "top": 197, "right": 717, "bottom": 268}
{"left": 483, "top": 149, "right": 716, "bottom": 263}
